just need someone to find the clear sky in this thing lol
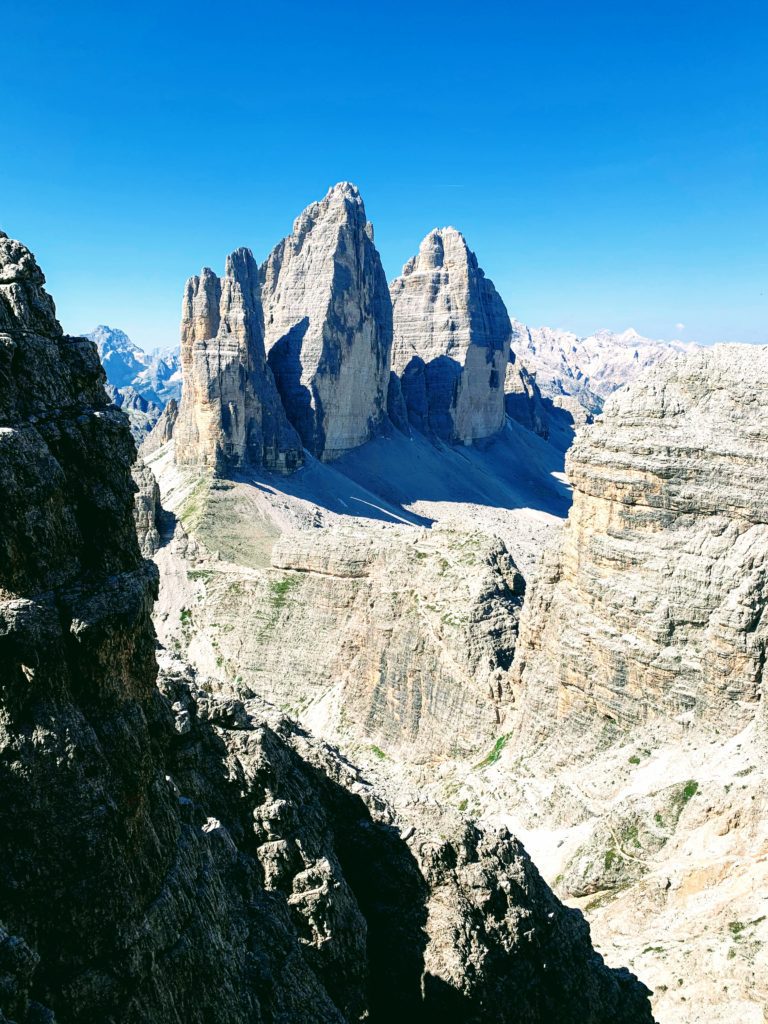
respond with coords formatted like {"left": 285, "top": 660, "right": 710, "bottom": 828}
{"left": 2, "top": 0, "right": 766, "bottom": 350}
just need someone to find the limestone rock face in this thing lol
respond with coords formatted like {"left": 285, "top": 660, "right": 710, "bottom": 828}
{"left": 174, "top": 253, "right": 302, "bottom": 474}
{"left": 390, "top": 228, "right": 509, "bottom": 443}
{"left": 512, "top": 345, "right": 768, "bottom": 744}
{"left": 261, "top": 182, "right": 392, "bottom": 460}
{"left": 141, "top": 396, "right": 178, "bottom": 455}
{"left": 132, "top": 456, "right": 163, "bottom": 556}
{"left": 504, "top": 353, "right": 549, "bottom": 439}
{"left": 268, "top": 525, "right": 525, "bottom": 761}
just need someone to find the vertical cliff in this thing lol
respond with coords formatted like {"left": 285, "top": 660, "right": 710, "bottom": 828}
{"left": 390, "top": 228, "right": 510, "bottom": 444}
{"left": 261, "top": 182, "right": 393, "bottom": 460}
{"left": 174, "top": 252, "right": 303, "bottom": 473}
{"left": 512, "top": 344, "right": 768, "bottom": 745}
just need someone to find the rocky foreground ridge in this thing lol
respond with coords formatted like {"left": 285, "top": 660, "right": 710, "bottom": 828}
{"left": 0, "top": 231, "right": 653, "bottom": 1021}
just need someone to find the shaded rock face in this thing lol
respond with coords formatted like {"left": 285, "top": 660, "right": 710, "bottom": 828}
{"left": 390, "top": 228, "right": 510, "bottom": 444}
{"left": 174, "top": 252, "right": 303, "bottom": 474}
{"left": 261, "top": 182, "right": 393, "bottom": 460}
{"left": 132, "top": 456, "right": 163, "bottom": 556}
{"left": 512, "top": 345, "right": 768, "bottom": 746}
{"left": 504, "top": 353, "right": 587, "bottom": 455}
{"left": 0, "top": 229, "right": 654, "bottom": 1023}
{"left": 504, "top": 352, "right": 549, "bottom": 439}
{"left": 158, "top": 664, "right": 654, "bottom": 1024}
{"left": 141, "top": 395, "right": 178, "bottom": 455}
{"left": 0, "top": 232, "right": 336, "bottom": 1024}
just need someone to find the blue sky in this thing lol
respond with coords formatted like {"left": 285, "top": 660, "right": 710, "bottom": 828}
{"left": 2, "top": 0, "right": 766, "bottom": 350}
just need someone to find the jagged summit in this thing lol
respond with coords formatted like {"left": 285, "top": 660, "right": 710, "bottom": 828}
{"left": 511, "top": 320, "right": 699, "bottom": 419}
{"left": 173, "top": 246, "right": 303, "bottom": 473}
{"left": 85, "top": 324, "right": 147, "bottom": 388}
{"left": 401, "top": 226, "right": 480, "bottom": 276}
{"left": 261, "top": 182, "right": 392, "bottom": 460}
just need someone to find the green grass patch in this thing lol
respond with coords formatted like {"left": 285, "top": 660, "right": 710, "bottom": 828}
{"left": 268, "top": 575, "right": 301, "bottom": 611}
{"left": 621, "top": 823, "right": 641, "bottom": 849}
{"left": 681, "top": 780, "right": 699, "bottom": 802}
{"left": 474, "top": 733, "right": 511, "bottom": 770}
{"left": 670, "top": 779, "right": 699, "bottom": 818}
{"left": 604, "top": 848, "right": 618, "bottom": 870}
{"left": 178, "top": 479, "right": 211, "bottom": 531}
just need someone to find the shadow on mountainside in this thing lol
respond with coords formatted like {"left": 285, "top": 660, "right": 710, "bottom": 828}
{"left": 238, "top": 418, "right": 571, "bottom": 529}
{"left": 161, "top": 669, "right": 650, "bottom": 1024}
{"left": 267, "top": 317, "right": 324, "bottom": 453}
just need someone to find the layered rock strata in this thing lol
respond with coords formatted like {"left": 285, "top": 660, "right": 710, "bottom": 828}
{"left": 265, "top": 525, "right": 522, "bottom": 761}
{"left": 261, "top": 182, "right": 393, "bottom": 460}
{"left": 390, "top": 228, "right": 510, "bottom": 444}
{"left": 0, "top": 229, "right": 653, "bottom": 1024}
{"left": 512, "top": 345, "right": 768, "bottom": 745}
{"left": 174, "top": 252, "right": 303, "bottom": 473}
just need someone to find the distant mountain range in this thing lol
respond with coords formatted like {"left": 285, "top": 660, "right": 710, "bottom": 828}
{"left": 510, "top": 322, "right": 700, "bottom": 421}
{"left": 84, "top": 325, "right": 182, "bottom": 440}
